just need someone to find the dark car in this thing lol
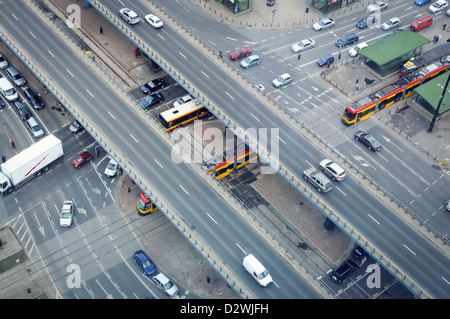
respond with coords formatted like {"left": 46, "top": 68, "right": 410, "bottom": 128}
{"left": 140, "top": 77, "right": 166, "bottom": 94}
{"left": 133, "top": 250, "right": 157, "bottom": 276}
{"left": 352, "top": 246, "right": 366, "bottom": 260}
{"left": 0, "top": 95, "right": 4, "bottom": 109}
{"left": 229, "top": 46, "right": 252, "bottom": 60}
{"left": 317, "top": 54, "right": 334, "bottom": 67}
{"left": 13, "top": 101, "right": 31, "bottom": 120}
{"left": 69, "top": 120, "right": 84, "bottom": 134}
{"left": 336, "top": 33, "right": 359, "bottom": 48}
{"left": 354, "top": 130, "right": 382, "bottom": 151}
{"left": 72, "top": 151, "right": 93, "bottom": 168}
{"left": 23, "top": 87, "right": 44, "bottom": 109}
{"left": 140, "top": 93, "right": 164, "bottom": 108}
{"left": 330, "top": 260, "right": 358, "bottom": 283}
{"left": 357, "top": 15, "right": 377, "bottom": 29}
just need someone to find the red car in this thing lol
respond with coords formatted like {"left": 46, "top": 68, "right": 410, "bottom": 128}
{"left": 229, "top": 46, "right": 252, "bottom": 60}
{"left": 72, "top": 151, "right": 93, "bottom": 168}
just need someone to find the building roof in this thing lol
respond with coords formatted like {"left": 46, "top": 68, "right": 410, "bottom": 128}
{"left": 358, "top": 30, "right": 430, "bottom": 66}
{"left": 414, "top": 72, "right": 450, "bottom": 115}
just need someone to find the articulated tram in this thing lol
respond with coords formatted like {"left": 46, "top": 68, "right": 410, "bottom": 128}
{"left": 342, "top": 56, "right": 450, "bottom": 126}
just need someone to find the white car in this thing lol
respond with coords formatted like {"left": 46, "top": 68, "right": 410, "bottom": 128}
{"left": 104, "top": 158, "right": 121, "bottom": 177}
{"left": 0, "top": 54, "right": 8, "bottom": 69}
{"left": 348, "top": 42, "right": 368, "bottom": 57}
{"left": 291, "top": 38, "right": 315, "bottom": 53}
{"left": 60, "top": 200, "right": 74, "bottom": 227}
{"left": 319, "top": 159, "right": 347, "bottom": 181}
{"left": 119, "top": 8, "right": 140, "bottom": 25}
{"left": 145, "top": 14, "right": 163, "bottom": 28}
{"left": 173, "top": 94, "right": 193, "bottom": 107}
{"left": 446, "top": 199, "right": 450, "bottom": 211}
{"left": 153, "top": 272, "right": 178, "bottom": 296}
{"left": 367, "top": 0, "right": 389, "bottom": 12}
{"left": 428, "top": 0, "right": 448, "bottom": 13}
{"left": 381, "top": 17, "right": 401, "bottom": 30}
{"left": 447, "top": 7, "right": 450, "bottom": 15}
{"left": 312, "top": 18, "right": 335, "bottom": 31}
{"left": 272, "top": 73, "right": 292, "bottom": 88}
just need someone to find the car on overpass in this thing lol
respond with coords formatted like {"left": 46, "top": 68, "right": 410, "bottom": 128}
{"left": 145, "top": 14, "right": 163, "bottom": 28}
{"left": 319, "top": 159, "right": 346, "bottom": 181}
{"left": 119, "top": 8, "right": 140, "bottom": 24}
{"left": 303, "top": 167, "right": 333, "bottom": 193}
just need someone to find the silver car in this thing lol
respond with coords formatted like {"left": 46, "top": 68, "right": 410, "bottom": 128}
{"left": 104, "top": 158, "right": 121, "bottom": 177}
{"left": 153, "top": 272, "right": 178, "bottom": 296}
{"left": 319, "top": 159, "right": 346, "bottom": 181}
{"left": 312, "top": 18, "right": 335, "bottom": 31}
{"left": 291, "top": 38, "right": 315, "bottom": 53}
{"left": 6, "top": 66, "right": 26, "bottom": 86}
{"left": 25, "top": 116, "right": 44, "bottom": 138}
{"left": 0, "top": 53, "right": 8, "bottom": 69}
{"left": 60, "top": 200, "right": 74, "bottom": 227}
{"left": 303, "top": 167, "right": 333, "bottom": 193}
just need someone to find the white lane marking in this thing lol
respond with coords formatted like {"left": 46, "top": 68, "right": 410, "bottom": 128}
{"left": 403, "top": 244, "right": 416, "bottom": 256}
{"left": 205, "top": 212, "right": 217, "bottom": 224}
{"left": 179, "top": 184, "right": 189, "bottom": 195}
{"left": 130, "top": 134, "right": 139, "bottom": 143}
{"left": 107, "top": 111, "right": 116, "bottom": 120}
{"left": 154, "top": 159, "right": 163, "bottom": 168}
{"left": 179, "top": 52, "right": 187, "bottom": 59}
{"left": 225, "top": 91, "right": 235, "bottom": 100}
{"left": 368, "top": 214, "right": 380, "bottom": 225}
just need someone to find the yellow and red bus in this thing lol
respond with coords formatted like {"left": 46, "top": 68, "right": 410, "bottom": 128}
{"left": 159, "top": 100, "right": 210, "bottom": 132}
{"left": 342, "top": 61, "right": 449, "bottom": 126}
{"left": 208, "top": 147, "right": 259, "bottom": 180}
{"left": 137, "top": 192, "right": 158, "bottom": 216}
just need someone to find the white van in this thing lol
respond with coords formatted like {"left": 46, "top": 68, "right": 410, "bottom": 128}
{"left": 242, "top": 254, "right": 272, "bottom": 287}
{"left": 0, "top": 77, "right": 18, "bottom": 102}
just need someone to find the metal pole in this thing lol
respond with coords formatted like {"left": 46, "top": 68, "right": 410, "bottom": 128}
{"left": 428, "top": 72, "right": 450, "bottom": 133}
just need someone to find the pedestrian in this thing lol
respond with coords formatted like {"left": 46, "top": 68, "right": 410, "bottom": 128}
{"left": 10, "top": 140, "right": 14, "bottom": 149}
{"left": 447, "top": 38, "right": 450, "bottom": 43}
{"left": 443, "top": 23, "right": 447, "bottom": 31}
{"left": 219, "top": 51, "right": 223, "bottom": 58}
{"left": 99, "top": 26, "right": 103, "bottom": 35}
{"left": 297, "top": 53, "right": 301, "bottom": 60}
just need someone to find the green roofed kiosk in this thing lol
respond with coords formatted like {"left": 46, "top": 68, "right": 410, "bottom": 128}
{"left": 357, "top": 30, "right": 431, "bottom": 77}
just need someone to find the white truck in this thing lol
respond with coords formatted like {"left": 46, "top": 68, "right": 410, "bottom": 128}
{"left": 0, "top": 134, "right": 63, "bottom": 195}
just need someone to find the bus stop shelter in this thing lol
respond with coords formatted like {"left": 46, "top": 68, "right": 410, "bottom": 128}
{"left": 413, "top": 72, "right": 450, "bottom": 116}
{"left": 358, "top": 31, "right": 431, "bottom": 77}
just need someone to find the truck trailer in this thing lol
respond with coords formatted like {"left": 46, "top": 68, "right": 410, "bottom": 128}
{"left": 0, "top": 134, "right": 63, "bottom": 195}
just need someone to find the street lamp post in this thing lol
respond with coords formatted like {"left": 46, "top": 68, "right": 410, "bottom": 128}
{"left": 428, "top": 72, "right": 450, "bottom": 133}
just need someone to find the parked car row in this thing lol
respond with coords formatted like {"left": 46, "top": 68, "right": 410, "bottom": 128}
{"left": 0, "top": 58, "right": 46, "bottom": 139}
{"left": 330, "top": 246, "right": 368, "bottom": 283}
{"left": 133, "top": 249, "right": 179, "bottom": 296}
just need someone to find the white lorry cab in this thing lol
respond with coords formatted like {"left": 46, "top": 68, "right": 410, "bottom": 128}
{"left": 242, "top": 254, "right": 273, "bottom": 287}
{"left": 0, "top": 77, "right": 18, "bottom": 102}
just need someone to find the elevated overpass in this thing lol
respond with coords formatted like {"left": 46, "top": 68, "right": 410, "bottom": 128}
{"left": 1, "top": 0, "right": 448, "bottom": 298}
{"left": 84, "top": 0, "right": 449, "bottom": 298}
